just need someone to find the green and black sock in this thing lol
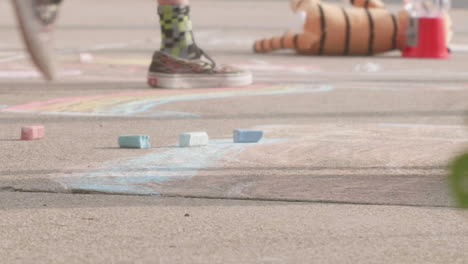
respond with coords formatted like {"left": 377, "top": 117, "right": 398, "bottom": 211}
{"left": 158, "top": 5, "right": 200, "bottom": 60}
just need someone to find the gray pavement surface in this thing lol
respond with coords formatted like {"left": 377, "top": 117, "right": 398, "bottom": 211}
{"left": 1, "top": 192, "right": 467, "bottom": 264}
{"left": 1, "top": 0, "right": 468, "bottom": 263}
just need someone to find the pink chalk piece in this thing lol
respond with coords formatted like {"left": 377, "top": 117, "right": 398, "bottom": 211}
{"left": 21, "top": 125, "right": 45, "bottom": 140}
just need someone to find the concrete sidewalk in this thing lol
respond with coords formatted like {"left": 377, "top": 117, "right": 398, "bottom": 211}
{"left": 0, "top": 0, "right": 467, "bottom": 263}
{"left": 1, "top": 192, "right": 467, "bottom": 264}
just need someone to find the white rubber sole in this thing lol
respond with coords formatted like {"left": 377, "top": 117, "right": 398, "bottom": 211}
{"left": 147, "top": 71, "right": 253, "bottom": 89}
{"left": 11, "top": 0, "right": 56, "bottom": 80}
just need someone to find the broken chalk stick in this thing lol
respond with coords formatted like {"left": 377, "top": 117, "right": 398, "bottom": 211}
{"left": 233, "top": 129, "right": 263, "bottom": 143}
{"left": 179, "top": 132, "right": 209, "bottom": 147}
{"left": 118, "top": 135, "right": 151, "bottom": 149}
{"left": 21, "top": 125, "right": 45, "bottom": 140}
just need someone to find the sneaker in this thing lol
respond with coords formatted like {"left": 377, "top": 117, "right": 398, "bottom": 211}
{"left": 11, "top": 0, "right": 62, "bottom": 80}
{"left": 35, "top": 0, "right": 62, "bottom": 25}
{"left": 147, "top": 50, "right": 253, "bottom": 89}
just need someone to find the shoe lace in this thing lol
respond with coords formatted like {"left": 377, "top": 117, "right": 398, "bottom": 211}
{"left": 198, "top": 48, "right": 216, "bottom": 70}
{"left": 188, "top": 44, "right": 216, "bottom": 72}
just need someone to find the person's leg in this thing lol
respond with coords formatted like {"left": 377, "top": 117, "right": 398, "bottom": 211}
{"left": 147, "top": 0, "right": 253, "bottom": 89}
{"left": 13, "top": 0, "right": 63, "bottom": 80}
{"left": 157, "top": 0, "right": 201, "bottom": 60}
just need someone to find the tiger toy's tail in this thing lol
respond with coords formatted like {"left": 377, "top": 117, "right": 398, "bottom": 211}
{"left": 254, "top": 31, "right": 299, "bottom": 53}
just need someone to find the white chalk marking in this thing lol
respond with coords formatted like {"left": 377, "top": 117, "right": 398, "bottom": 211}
{"left": 234, "top": 60, "right": 321, "bottom": 74}
{"left": 64, "top": 39, "right": 146, "bottom": 54}
{"left": 207, "top": 38, "right": 251, "bottom": 46}
{"left": 0, "top": 71, "right": 40, "bottom": 78}
{"left": 0, "top": 52, "right": 19, "bottom": 56}
{"left": 0, "top": 54, "right": 26, "bottom": 63}
{"left": 450, "top": 44, "right": 468, "bottom": 53}
{"left": 378, "top": 123, "right": 464, "bottom": 129}
{"left": 0, "top": 40, "right": 145, "bottom": 65}
{"left": 79, "top": 53, "right": 94, "bottom": 63}
{"left": 0, "top": 70, "right": 82, "bottom": 79}
{"left": 354, "top": 62, "right": 382, "bottom": 73}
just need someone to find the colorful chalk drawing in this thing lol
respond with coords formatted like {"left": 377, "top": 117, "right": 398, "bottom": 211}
{"left": 57, "top": 138, "right": 287, "bottom": 195}
{"left": 1, "top": 84, "right": 333, "bottom": 117}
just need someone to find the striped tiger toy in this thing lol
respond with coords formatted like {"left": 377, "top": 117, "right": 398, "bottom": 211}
{"left": 254, "top": 0, "right": 451, "bottom": 56}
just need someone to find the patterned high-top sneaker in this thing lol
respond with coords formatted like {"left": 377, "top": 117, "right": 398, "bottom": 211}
{"left": 148, "top": 4, "right": 252, "bottom": 89}
{"left": 147, "top": 49, "right": 253, "bottom": 89}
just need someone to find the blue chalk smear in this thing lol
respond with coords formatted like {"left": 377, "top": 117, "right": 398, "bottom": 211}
{"left": 119, "top": 135, "right": 151, "bottom": 149}
{"left": 58, "top": 138, "right": 288, "bottom": 195}
{"left": 233, "top": 129, "right": 264, "bottom": 143}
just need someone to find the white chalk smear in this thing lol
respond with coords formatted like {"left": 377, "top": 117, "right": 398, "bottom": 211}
{"left": 354, "top": 62, "right": 382, "bottom": 73}
{"left": 79, "top": 53, "right": 94, "bottom": 63}
{"left": 450, "top": 44, "right": 468, "bottom": 53}
{"left": 0, "top": 70, "right": 82, "bottom": 79}
{"left": 0, "top": 54, "right": 26, "bottom": 63}
{"left": 0, "top": 71, "right": 41, "bottom": 78}
{"left": 234, "top": 60, "right": 321, "bottom": 74}
{"left": 378, "top": 123, "right": 464, "bottom": 129}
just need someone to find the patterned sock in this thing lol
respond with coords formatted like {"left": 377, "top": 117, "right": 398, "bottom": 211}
{"left": 158, "top": 5, "right": 200, "bottom": 60}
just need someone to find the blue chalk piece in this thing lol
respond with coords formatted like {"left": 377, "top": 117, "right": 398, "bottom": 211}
{"left": 118, "top": 135, "right": 151, "bottom": 149}
{"left": 233, "top": 129, "right": 264, "bottom": 143}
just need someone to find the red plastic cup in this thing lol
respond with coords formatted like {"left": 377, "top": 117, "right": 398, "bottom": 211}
{"left": 402, "top": 16, "right": 449, "bottom": 59}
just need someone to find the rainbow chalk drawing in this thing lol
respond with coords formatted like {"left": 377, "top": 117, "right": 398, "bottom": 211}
{"left": 1, "top": 84, "right": 333, "bottom": 118}
{"left": 57, "top": 138, "right": 288, "bottom": 195}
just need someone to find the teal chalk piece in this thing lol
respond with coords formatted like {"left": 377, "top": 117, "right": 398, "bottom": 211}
{"left": 449, "top": 153, "right": 468, "bottom": 209}
{"left": 118, "top": 135, "right": 151, "bottom": 149}
{"left": 233, "top": 129, "right": 264, "bottom": 143}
